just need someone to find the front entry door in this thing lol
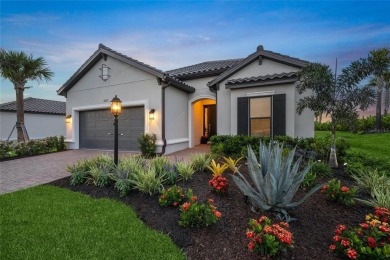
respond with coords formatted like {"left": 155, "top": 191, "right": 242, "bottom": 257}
{"left": 203, "top": 105, "right": 216, "bottom": 139}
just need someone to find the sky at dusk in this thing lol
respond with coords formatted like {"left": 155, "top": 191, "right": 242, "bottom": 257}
{"left": 1, "top": 0, "right": 389, "bottom": 108}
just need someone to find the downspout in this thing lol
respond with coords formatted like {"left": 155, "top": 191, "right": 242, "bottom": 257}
{"left": 161, "top": 82, "right": 171, "bottom": 155}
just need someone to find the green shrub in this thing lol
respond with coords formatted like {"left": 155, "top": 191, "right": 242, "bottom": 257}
{"left": 310, "top": 161, "right": 332, "bottom": 177}
{"left": 68, "top": 160, "right": 90, "bottom": 185}
{"left": 352, "top": 170, "right": 390, "bottom": 193}
{"left": 176, "top": 161, "right": 195, "bottom": 181}
{"left": 321, "top": 179, "right": 357, "bottom": 205}
{"left": 301, "top": 171, "right": 317, "bottom": 188}
{"left": 232, "top": 142, "right": 322, "bottom": 219}
{"left": 179, "top": 196, "right": 221, "bottom": 227}
{"left": 86, "top": 165, "right": 111, "bottom": 187}
{"left": 132, "top": 168, "right": 163, "bottom": 195}
{"left": 150, "top": 156, "right": 171, "bottom": 177}
{"left": 345, "top": 151, "right": 390, "bottom": 176}
{"left": 159, "top": 185, "right": 186, "bottom": 207}
{"left": 138, "top": 133, "right": 157, "bottom": 158}
{"left": 190, "top": 153, "right": 211, "bottom": 172}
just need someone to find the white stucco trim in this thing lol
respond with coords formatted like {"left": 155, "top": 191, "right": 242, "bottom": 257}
{"left": 246, "top": 90, "right": 275, "bottom": 97}
{"left": 156, "top": 138, "right": 189, "bottom": 146}
{"left": 188, "top": 95, "right": 216, "bottom": 148}
{"left": 71, "top": 99, "right": 150, "bottom": 149}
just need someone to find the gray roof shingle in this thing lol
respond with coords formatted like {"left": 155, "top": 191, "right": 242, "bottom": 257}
{"left": 226, "top": 72, "right": 299, "bottom": 85}
{"left": 0, "top": 97, "right": 66, "bottom": 115}
{"left": 166, "top": 58, "right": 243, "bottom": 79}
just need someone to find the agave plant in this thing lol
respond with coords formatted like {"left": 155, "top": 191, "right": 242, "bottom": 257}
{"left": 232, "top": 142, "right": 323, "bottom": 218}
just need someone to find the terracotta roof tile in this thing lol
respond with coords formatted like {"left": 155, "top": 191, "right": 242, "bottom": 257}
{"left": 0, "top": 97, "right": 66, "bottom": 115}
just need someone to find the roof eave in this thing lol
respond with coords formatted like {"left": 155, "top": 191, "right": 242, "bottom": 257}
{"left": 226, "top": 77, "right": 298, "bottom": 90}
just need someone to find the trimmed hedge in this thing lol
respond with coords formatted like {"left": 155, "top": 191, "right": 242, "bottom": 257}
{"left": 315, "top": 115, "right": 390, "bottom": 132}
{"left": 0, "top": 136, "right": 66, "bottom": 159}
{"left": 210, "top": 134, "right": 349, "bottom": 162}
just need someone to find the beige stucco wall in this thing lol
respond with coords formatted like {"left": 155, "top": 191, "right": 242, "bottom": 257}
{"left": 216, "top": 58, "right": 313, "bottom": 138}
{"left": 65, "top": 56, "right": 162, "bottom": 149}
{"left": 0, "top": 112, "right": 65, "bottom": 140}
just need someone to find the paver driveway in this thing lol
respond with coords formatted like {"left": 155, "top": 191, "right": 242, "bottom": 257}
{"left": 0, "top": 150, "right": 136, "bottom": 195}
{"left": 0, "top": 145, "right": 210, "bottom": 195}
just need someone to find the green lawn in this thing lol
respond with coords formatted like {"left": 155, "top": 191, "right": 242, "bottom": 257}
{"left": 315, "top": 131, "right": 390, "bottom": 163}
{"left": 0, "top": 186, "right": 184, "bottom": 260}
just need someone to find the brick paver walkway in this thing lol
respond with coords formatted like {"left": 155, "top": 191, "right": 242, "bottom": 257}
{"left": 0, "top": 145, "right": 210, "bottom": 195}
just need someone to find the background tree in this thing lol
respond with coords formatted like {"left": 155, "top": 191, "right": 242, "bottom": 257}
{"left": 0, "top": 49, "right": 53, "bottom": 142}
{"left": 342, "top": 48, "right": 390, "bottom": 130}
{"left": 296, "top": 62, "right": 374, "bottom": 168}
{"left": 384, "top": 71, "right": 390, "bottom": 116}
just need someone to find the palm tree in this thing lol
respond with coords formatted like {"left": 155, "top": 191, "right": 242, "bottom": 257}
{"left": 384, "top": 71, "right": 390, "bottom": 116}
{"left": 343, "top": 48, "right": 390, "bottom": 130}
{"left": 297, "top": 62, "right": 374, "bottom": 168}
{"left": 0, "top": 49, "right": 53, "bottom": 142}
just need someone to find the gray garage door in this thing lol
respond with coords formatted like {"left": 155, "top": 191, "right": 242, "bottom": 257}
{"left": 79, "top": 106, "right": 144, "bottom": 151}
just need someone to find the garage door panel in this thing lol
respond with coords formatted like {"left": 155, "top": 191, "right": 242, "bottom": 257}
{"left": 79, "top": 106, "right": 144, "bottom": 151}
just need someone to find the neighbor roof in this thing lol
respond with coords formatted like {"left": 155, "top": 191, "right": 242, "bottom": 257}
{"left": 57, "top": 44, "right": 194, "bottom": 96}
{"left": 0, "top": 97, "right": 66, "bottom": 115}
{"left": 208, "top": 45, "right": 308, "bottom": 88}
{"left": 167, "top": 58, "right": 243, "bottom": 79}
{"left": 225, "top": 72, "right": 299, "bottom": 89}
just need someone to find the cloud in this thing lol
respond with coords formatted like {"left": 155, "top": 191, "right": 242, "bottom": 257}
{"left": 2, "top": 13, "right": 60, "bottom": 26}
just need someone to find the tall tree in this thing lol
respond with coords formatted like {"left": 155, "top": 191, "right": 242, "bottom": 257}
{"left": 296, "top": 62, "right": 374, "bottom": 168}
{"left": 342, "top": 48, "right": 390, "bottom": 130}
{"left": 384, "top": 71, "right": 390, "bottom": 116}
{"left": 0, "top": 49, "right": 53, "bottom": 142}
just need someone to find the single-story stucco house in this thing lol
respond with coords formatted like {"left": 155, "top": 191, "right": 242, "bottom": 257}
{"left": 57, "top": 44, "right": 313, "bottom": 154}
{"left": 0, "top": 97, "right": 66, "bottom": 140}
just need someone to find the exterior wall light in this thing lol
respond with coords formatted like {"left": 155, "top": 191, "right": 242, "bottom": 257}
{"left": 149, "top": 109, "right": 155, "bottom": 120}
{"left": 110, "top": 95, "right": 122, "bottom": 166}
{"left": 65, "top": 115, "right": 72, "bottom": 124}
{"left": 100, "top": 64, "right": 110, "bottom": 81}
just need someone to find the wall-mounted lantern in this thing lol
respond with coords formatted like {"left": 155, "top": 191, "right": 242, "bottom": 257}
{"left": 149, "top": 109, "right": 155, "bottom": 120}
{"left": 100, "top": 64, "right": 110, "bottom": 81}
{"left": 65, "top": 115, "right": 72, "bottom": 124}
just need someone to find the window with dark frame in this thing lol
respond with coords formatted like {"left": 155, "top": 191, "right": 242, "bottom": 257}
{"left": 249, "top": 96, "right": 272, "bottom": 137}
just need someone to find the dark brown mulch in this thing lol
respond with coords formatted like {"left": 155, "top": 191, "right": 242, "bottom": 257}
{"left": 49, "top": 165, "right": 372, "bottom": 260}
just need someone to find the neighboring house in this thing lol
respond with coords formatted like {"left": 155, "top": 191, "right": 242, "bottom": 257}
{"left": 57, "top": 44, "right": 313, "bottom": 153}
{"left": 0, "top": 97, "right": 66, "bottom": 140}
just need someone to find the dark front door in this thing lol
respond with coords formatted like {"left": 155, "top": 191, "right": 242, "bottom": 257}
{"left": 203, "top": 105, "right": 216, "bottom": 139}
{"left": 79, "top": 106, "right": 144, "bottom": 151}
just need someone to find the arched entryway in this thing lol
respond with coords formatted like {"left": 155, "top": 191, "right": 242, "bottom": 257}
{"left": 188, "top": 96, "right": 216, "bottom": 147}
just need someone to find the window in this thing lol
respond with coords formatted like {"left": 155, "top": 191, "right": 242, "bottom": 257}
{"left": 237, "top": 94, "right": 285, "bottom": 137}
{"left": 250, "top": 97, "right": 271, "bottom": 136}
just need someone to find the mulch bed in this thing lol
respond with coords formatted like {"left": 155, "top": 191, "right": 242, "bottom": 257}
{"left": 49, "top": 164, "right": 372, "bottom": 260}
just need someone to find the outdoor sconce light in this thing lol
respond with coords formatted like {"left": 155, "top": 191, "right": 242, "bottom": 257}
{"left": 100, "top": 64, "right": 110, "bottom": 81}
{"left": 110, "top": 95, "right": 122, "bottom": 166}
{"left": 65, "top": 115, "right": 72, "bottom": 124}
{"left": 149, "top": 109, "right": 155, "bottom": 120}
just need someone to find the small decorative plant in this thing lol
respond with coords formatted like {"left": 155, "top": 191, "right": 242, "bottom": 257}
{"left": 208, "top": 175, "right": 228, "bottom": 194}
{"left": 176, "top": 161, "right": 195, "bottom": 181}
{"left": 138, "top": 133, "right": 157, "bottom": 158}
{"left": 329, "top": 207, "right": 390, "bottom": 259}
{"left": 159, "top": 185, "right": 186, "bottom": 207}
{"left": 246, "top": 216, "right": 293, "bottom": 257}
{"left": 321, "top": 179, "right": 357, "bottom": 205}
{"left": 207, "top": 159, "right": 228, "bottom": 176}
{"left": 223, "top": 156, "right": 243, "bottom": 174}
{"left": 179, "top": 197, "right": 221, "bottom": 227}
{"left": 191, "top": 153, "right": 212, "bottom": 172}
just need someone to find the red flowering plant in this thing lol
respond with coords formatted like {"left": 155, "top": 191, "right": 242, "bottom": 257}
{"left": 159, "top": 185, "right": 186, "bottom": 207}
{"left": 246, "top": 216, "right": 293, "bottom": 257}
{"left": 178, "top": 191, "right": 221, "bottom": 227}
{"left": 208, "top": 175, "right": 229, "bottom": 194}
{"left": 321, "top": 178, "right": 357, "bottom": 205}
{"left": 329, "top": 207, "right": 390, "bottom": 259}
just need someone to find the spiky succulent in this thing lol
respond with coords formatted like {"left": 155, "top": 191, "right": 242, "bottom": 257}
{"left": 232, "top": 142, "right": 323, "bottom": 218}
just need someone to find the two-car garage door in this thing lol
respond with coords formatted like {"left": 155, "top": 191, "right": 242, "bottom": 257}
{"left": 79, "top": 106, "right": 144, "bottom": 151}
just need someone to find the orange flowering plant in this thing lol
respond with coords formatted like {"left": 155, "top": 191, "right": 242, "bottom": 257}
{"left": 208, "top": 175, "right": 228, "bottom": 194}
{"left": 321, "top": 178, "right": 357, "bottom": 205}
{"left": 159, "top": 185, "right": 186, "bottom": 207}
{"left": 329, "top": 207, "right": 390, "bottom": 259}
{"left": 246, "top": 216, "right": 293, "bottom": 257}
{"left": 179, "top": 197, "right": 221, "bottom": 227}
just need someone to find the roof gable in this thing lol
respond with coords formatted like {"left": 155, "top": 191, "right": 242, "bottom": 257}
{"left": 208, "top": 45, "right": 308, "bottom": 88}
{"left": 0, "top": 97, "right": 66, "bottom": 115}
{"left": 57, "top": 44, "right": 195, "bottom": 96}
